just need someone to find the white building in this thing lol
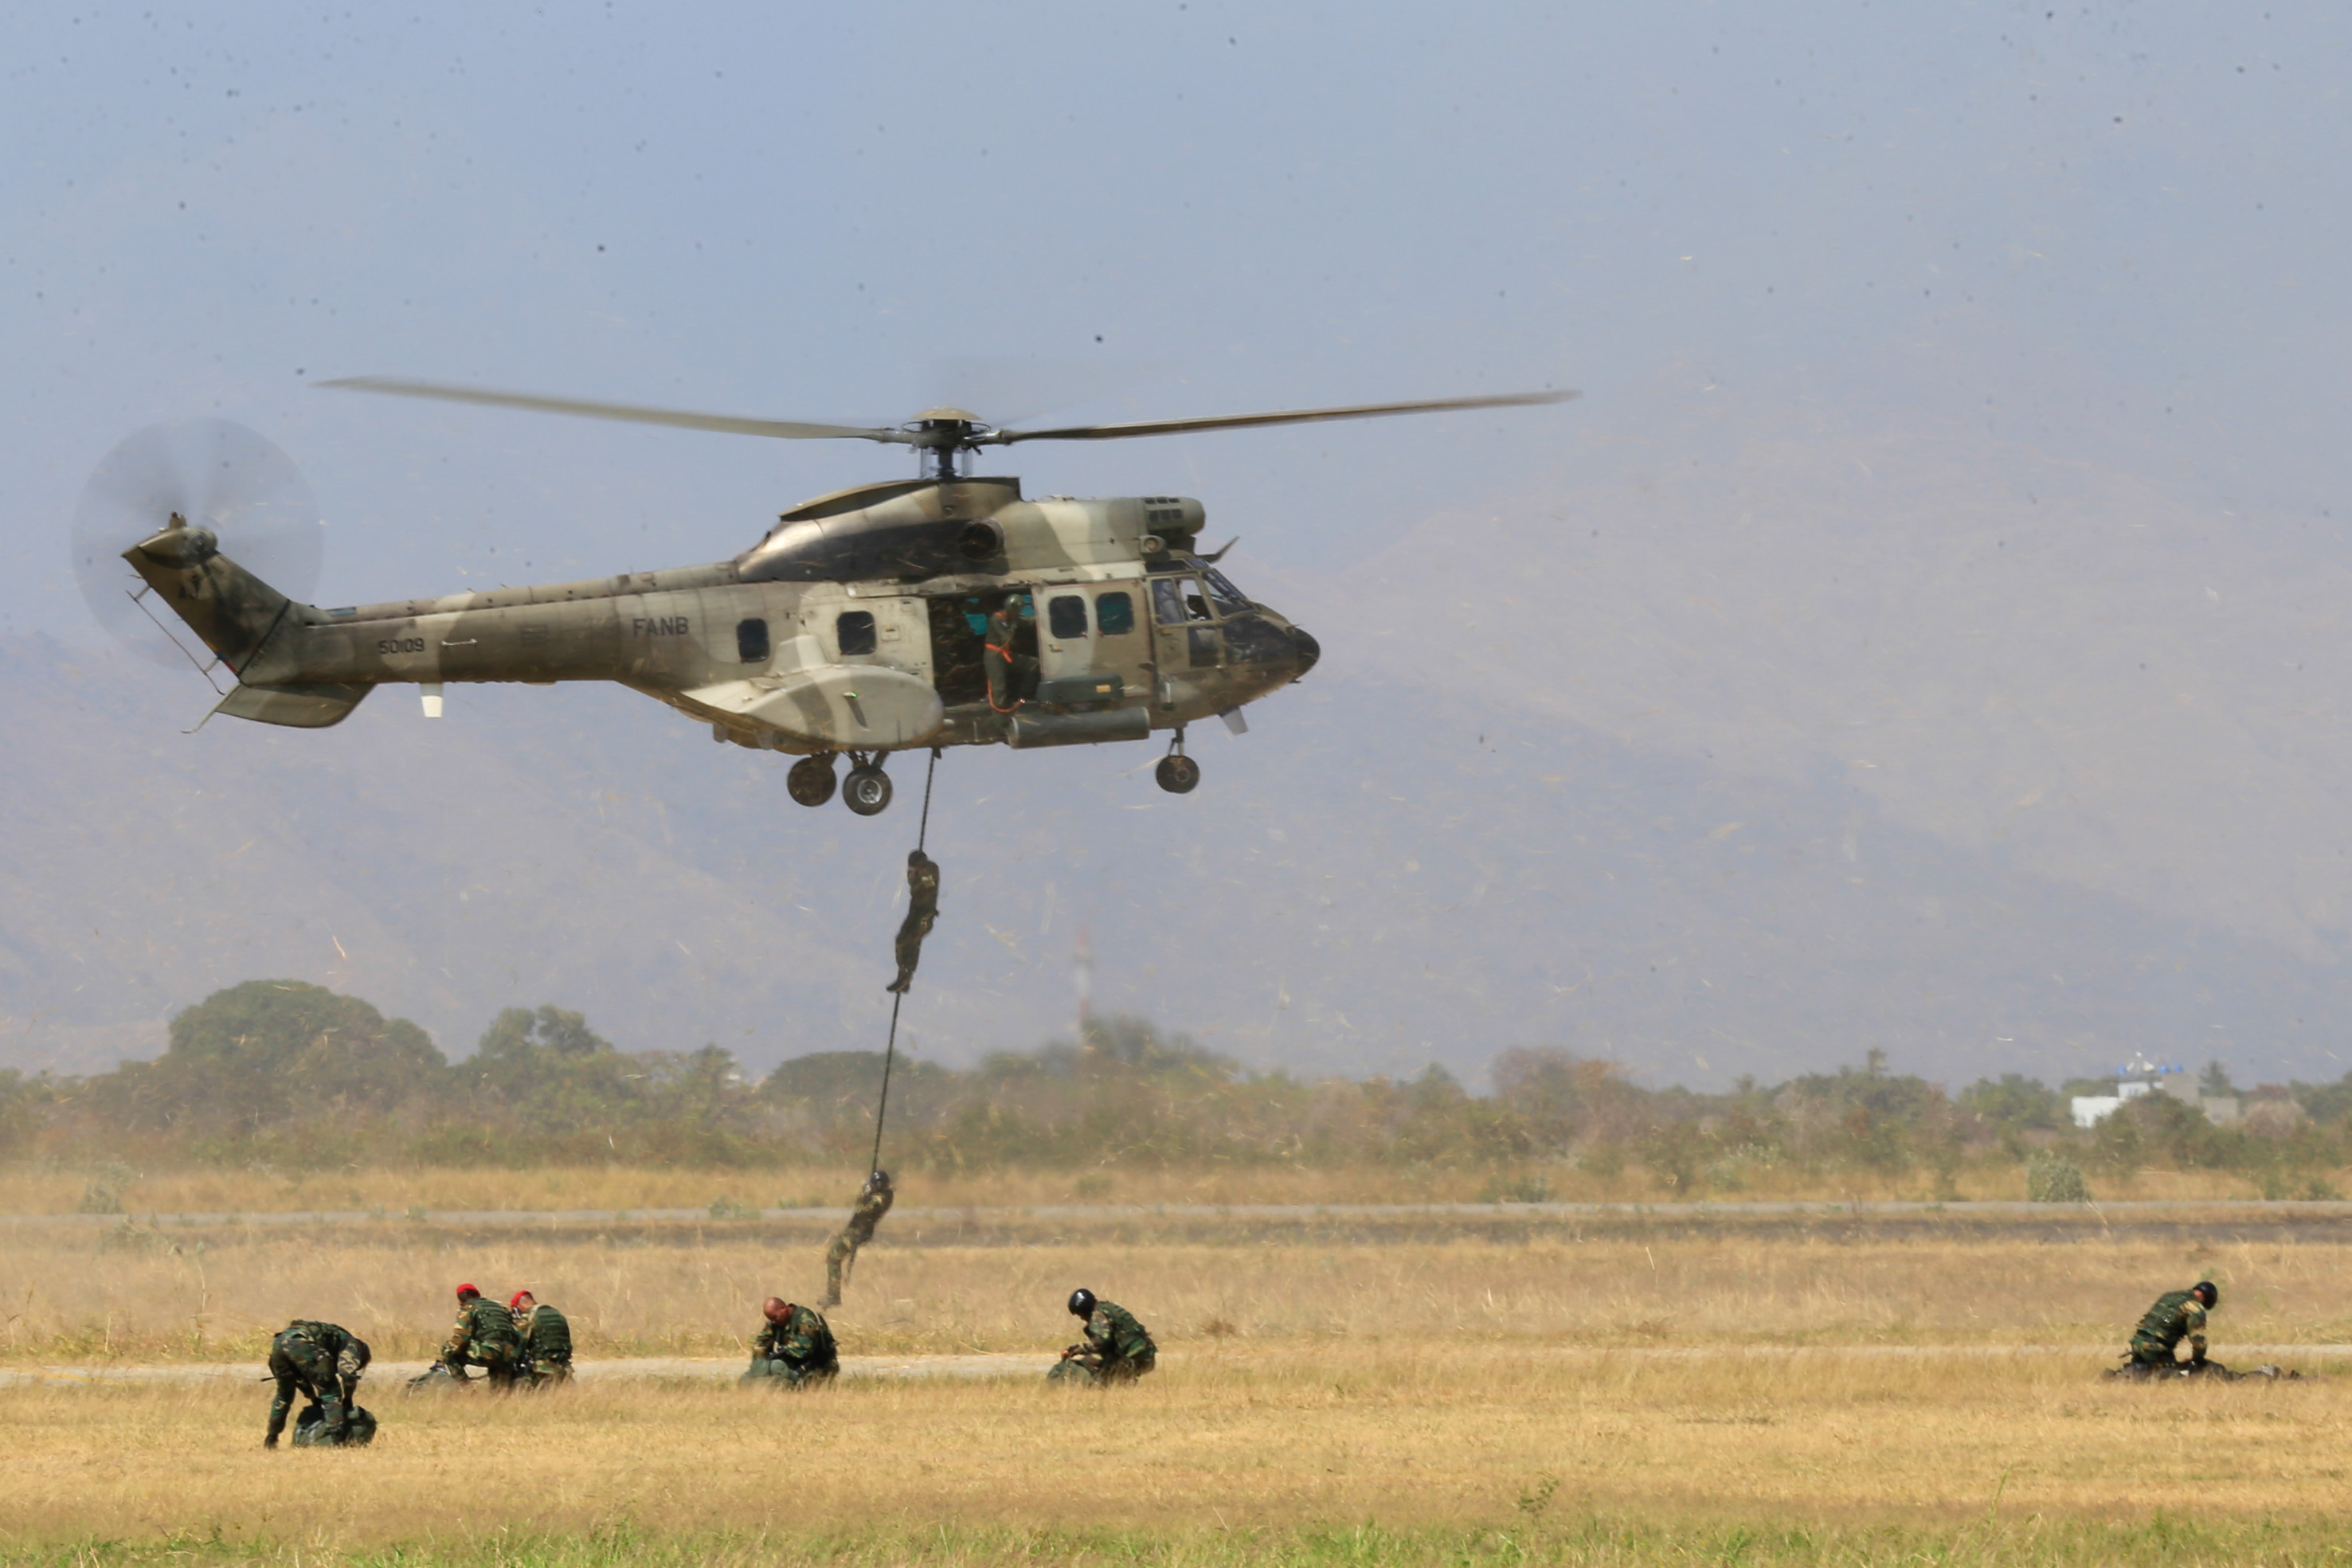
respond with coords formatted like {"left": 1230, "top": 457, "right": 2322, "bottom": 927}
{"left": 2070, "top": 1052, "right": 2242, "bottom": 1128}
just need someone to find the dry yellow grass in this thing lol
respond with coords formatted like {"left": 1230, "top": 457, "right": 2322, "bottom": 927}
{"left": 8, "top": 1214, "right": 2349, "bottom": 1564}
{"left": 2, "top": 1160, "right": 2330, "bottom": 1217}
{"left": 6, "top": 1227, "right": 2351, "bottom": 1362}
{"left": 2, "top": 1346, "right": 2346, "bottom": 1550}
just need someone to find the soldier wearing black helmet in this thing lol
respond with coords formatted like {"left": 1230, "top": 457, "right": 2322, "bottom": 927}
{"left": 885, "top": 856, "right": 940, "bottom": 995}
{"left": 1048, "top": 1288, "right": 1156, "bottom": 1385}
{"left": 2128, "top": 1281, "right": 2219, "bottom": 1370}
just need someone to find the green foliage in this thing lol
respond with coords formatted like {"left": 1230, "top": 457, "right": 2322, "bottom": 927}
{"left": 84, "top": 980, "right": 446, "bottom": 1137}
{"left": 1771, "top": 1060, "right": 1951, "bottom": 1174}
{"left": 1958, "top": 1074, "right": 2066, "bottom": 1134}
{"left": 2025, "top": 1150, "right": 2091, "bottom": 1202}
{"left": 0, "top": 1068, "right": 45, "bottom": 1156}
{"left": 18, "top": 981, "right": 2352, "bottom": 1179}
{"left": 2289, "top": 1068, "right": 2352, "bottom": 1127}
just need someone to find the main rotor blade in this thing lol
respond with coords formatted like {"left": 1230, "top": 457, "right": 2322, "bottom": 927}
{"left": 992, "top": 387, "right": 1580, "bottom": 444}
{"left": 319, "top": 377, "right": 914, "bottom": 444}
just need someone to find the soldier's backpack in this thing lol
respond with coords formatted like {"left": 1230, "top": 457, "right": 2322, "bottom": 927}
{"left": 526, "top": 1303, "right": 572, "bottom": 1362}
{"left": 465, "top": 1299, "right": 523, "bottom": 1357}
{"left": 292, "top": 1402, "right": 378, "bottom": 1447}
{"left": 405, "top": 1363, "right": 473, "bottom": 1394}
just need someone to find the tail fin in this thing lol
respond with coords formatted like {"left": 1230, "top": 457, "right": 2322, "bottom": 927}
{"left": 127, "top": 516, "right": 370, "bottom": 728}
{"left": 126, "top": 514, "right": 293, "bottom": 670}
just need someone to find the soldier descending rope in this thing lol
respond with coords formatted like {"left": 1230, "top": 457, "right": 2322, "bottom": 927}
{"left": 825, "top": 750, "right": 942, "bottom": 1303}
{"left": 885, "top": 851, "right": 940, "bottom": 995}
{"left": 824, "top": 1169, "right": 894, "bottom": 1307}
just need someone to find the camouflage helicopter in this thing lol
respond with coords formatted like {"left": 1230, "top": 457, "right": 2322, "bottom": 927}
{"left": 75, "top": 381, "right": 1575, "bottom": 814}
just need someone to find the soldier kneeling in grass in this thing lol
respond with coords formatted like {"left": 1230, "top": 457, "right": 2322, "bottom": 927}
{"left": 511, "top": 1289, "right": 573, "bottom": 1386}
{"left": 742, "top": 1296, "right": 839, "bottom": 1386}
{"left": 2127, "top": 1281, "right": 2219, "bottom": 1373}
{"left": 1048, "top": 1288, "right": 1156, "bottom": 1386}
{"left": 440, "top": 1283, "right": 525, "bottom": 1390}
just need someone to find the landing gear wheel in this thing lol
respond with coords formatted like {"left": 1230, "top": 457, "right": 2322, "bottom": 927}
{"left": 842, "top": 764, "right": 894, "bottom": 816}
{"left": 1155, "top": 754, "right": 1201, "bottom": 794}
{"left": 786, "top": 754, "right": 837, "bottom": 807}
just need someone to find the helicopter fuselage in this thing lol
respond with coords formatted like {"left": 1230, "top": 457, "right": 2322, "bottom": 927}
{"left": 127, "top": 476, "right": 1320, "bottom": 769}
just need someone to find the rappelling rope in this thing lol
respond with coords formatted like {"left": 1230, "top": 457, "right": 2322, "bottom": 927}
{"left": 868, "top": 749, "right": 941, "bottom": 1174}
{"left": 915, "top": 746, "right": 939, "bottom": 855}
{"left": 868, "top": 993, "right": 903, "bottom": 1176}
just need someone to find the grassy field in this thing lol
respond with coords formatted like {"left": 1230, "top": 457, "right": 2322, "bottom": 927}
{"left": 6, "top": 1191, "right": 2350, "bottom": 1566}
{"left": 6, "top": 1226, "right": 2352, "bottom": 1362}
{"left": 3, "top": 1346, "right": 2348, "bottom": 1566}
{"left": 2, "top": 1159, "right": 2332, "bottom": 1217}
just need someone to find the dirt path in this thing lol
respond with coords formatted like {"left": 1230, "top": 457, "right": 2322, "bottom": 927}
{"left": 6, "top": 1343, "right": 2346, "bottom": 1390}
{"left": 8, "top": 1198, "right": 2352, "bottom": 1227}
{"left": 0, "top": 1352, "right": 1063, "bottom": 1389}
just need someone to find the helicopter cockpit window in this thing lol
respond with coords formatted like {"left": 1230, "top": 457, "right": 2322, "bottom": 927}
{"left": 1152, "top": 577, "right": 1212, "bottom": 627}
{"left": 1201, "top": 566, "right": 1251, "bottom": 615}
{"left": 836, "top": 609, "right": 878, "bottom": 656}
{"left": 1047, "top": 594, "right": 1089, "bottom": 639}
{"left": 1096, "top": 590, "right": 1136, "bottom": 635}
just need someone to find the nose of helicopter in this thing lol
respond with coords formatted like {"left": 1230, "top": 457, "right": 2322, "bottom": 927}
{"left": 1289, "top": 626, "right": 1321, "bottom": 678}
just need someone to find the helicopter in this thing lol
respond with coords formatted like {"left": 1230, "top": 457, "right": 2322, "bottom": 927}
{"left": 76, "top": 381, "right": 1575, "bottom": 814}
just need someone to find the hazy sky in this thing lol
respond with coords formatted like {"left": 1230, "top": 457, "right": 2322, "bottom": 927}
{"left": 8, "top": 0, "right": 2348, "bottom": 619}
{"left": 7, "top": 2, "right": 2352, "bottom": 1085}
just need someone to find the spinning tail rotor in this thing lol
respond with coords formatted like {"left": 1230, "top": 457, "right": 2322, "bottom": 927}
{"left": 72, "top": 420, "right": 323, "bottom": 669}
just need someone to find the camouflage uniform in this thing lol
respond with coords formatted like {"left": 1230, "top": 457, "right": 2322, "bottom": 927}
{"left": 742, "top": 1304, "right": 839, "bottom": 1386}
{"left": 2130, "top": 1289, "right": 2209, "bottom": 1367}
{"left": 266, "top": 1320, "right": 370, "bottom": 1446}
{"left": 519, "top": 1301, "right": 574, "bottom": 1386}
{"left": 441, "top": 1296, "right": 524, "bottom": 1388}
{"left": 886, "top": 854, "right": 941, "bottom": 995}
{"left": 1048, "top": 1300, "right": 1157, "bottom": 1386}
{"left": 824, "top": 1174, "right": 895, "bottom": 1306}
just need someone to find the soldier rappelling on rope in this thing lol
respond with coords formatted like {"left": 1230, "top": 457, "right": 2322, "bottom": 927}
{"left": 823, "top": 1168, "right": 895, "bottom": 1308}
{"left": 886, "top": 850, "right": 940, "bottom": 995}
{"left": 825, "top": 753, "right": 941, "bottom": 1303}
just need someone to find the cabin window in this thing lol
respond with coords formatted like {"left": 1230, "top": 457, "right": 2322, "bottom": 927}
{"left": 1153, "top": 578, "right": 1210, "bottom": 626}
{"left": 837, "top": 609, "right": 877, "bottom": 655}
{"left": 1047, "top": 594, "right": 1089, "bottom": 639}
{"left": 1096, "top": 590, "right": 1136, "bottom": 635}
{"left": 1202, "top": 567, "right": 1251, "bottom": 615}
{"left": 736, "top": 618, "right": 770, "bottom": 663}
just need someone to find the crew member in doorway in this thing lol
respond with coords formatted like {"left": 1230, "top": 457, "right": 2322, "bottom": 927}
{"left": 985, "top": 592, "right": 1030, "bottom": 711}
{"left": 886, "top": 850, "right": 940, "bottom": 995}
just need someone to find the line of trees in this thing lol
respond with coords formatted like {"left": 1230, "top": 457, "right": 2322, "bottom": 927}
{"left": 2, "top": 980, "right": 2350, "bottom": 1189}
